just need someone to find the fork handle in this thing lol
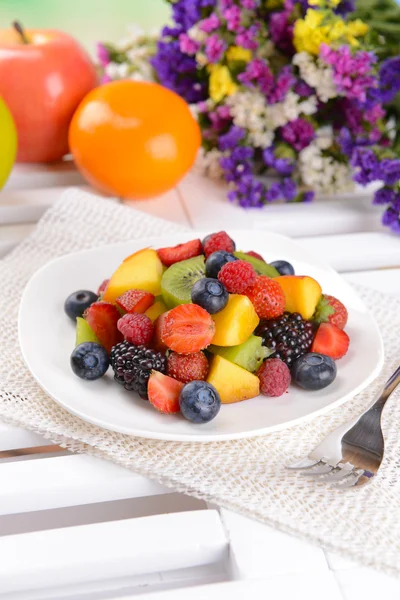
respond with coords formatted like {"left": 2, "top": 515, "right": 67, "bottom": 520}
{"left": 371, "top": 364, "right": 400, "bottom": 413}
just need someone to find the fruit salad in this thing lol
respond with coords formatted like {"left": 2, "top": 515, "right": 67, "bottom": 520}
{"left": 65, "top": 232, "right": 350, "bottom": 425}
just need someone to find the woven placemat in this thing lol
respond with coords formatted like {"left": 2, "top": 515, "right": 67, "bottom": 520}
{"left": 1, "top": 188, "right": 400, "bottom": 576}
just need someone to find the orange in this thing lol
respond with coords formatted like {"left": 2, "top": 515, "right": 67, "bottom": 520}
{"left": 69, "top": 80, "right": 201, "bottom": 199}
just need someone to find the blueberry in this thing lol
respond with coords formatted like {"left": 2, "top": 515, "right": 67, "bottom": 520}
{"left": 179, "top": 381, "right": 221, "bottom": 423}
{"left": 64, "top": 290, "right": 98, "bottom": 320}
{"left": 191, "top": 278, "right": 228, "bottom": 314}
{"left": 270, "top": 260, "right": 295, "bottom": 276}
{"left": 205, "top": 251, "right": 238, "bottom": 278}
{"left": 71, "top": 342, "right": 109, "bottom": 381}
{"left": 292, "top": 353, "right": 336, "bottom": 391}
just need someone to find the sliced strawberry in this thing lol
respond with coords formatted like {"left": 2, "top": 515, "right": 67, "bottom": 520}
{"left": 161, "top": 304, "right": 215, "bottom": 354}
{"left": 157, "top": 238, "right": 203, "bottom": 267}
{"left": 246, "top": 250, "right": 265, "bottom": 262}
{"left": 97, "top": 279, "right": 110, "bottom": 297}
{"left": 148, "top": 371, "right": 184, "bottom": 414}
{"left": 84, "top": 302, "right": 123, "bottom": 353}
{"left": 311, "top": 323, "right": 350, "bottom": 360}
{"left": 116, "top": 289, "right": 154, "bottom": 314}
{"left": 152, "top": 312, "right": 169, "bottom": 351}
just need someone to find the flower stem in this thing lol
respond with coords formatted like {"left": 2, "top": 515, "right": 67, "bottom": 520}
{"left": 12, "top": 21, "right": 29, "bottom": 44}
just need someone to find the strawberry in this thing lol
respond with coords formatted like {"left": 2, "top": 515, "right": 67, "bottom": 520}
{"left": 147, "top": 371, "right": 184, "bottom": 414}
{"left": 116, "top": 289, "right": 154, "bottom": 314}
{"left": 84, "top": 302, "right": 123, "bottom": 353}
{"left": 157, "top": 239, "right": 203, "bottom": 267}
{"left": 321, "top": 295, "right": 348, "bottom": 330}
{"left": 245, "top": 276, "right": 285, "bottom": 319}
{"left": 97, "top": 279, "right": 110, "bottom": 297}
{"left": 167, "top": 351, "right": 209, "bottom": 383}
{"left": 152, "top": 312, "right": 169, "bottom": 351}
{"left": 246, "top": 250, "right": 265, "bottom": 262}
{"left": 311, "top": 323, "right": 350, "bottom": 360}
{"left": 161, "top": 304, "right": 215, "bottom": 354}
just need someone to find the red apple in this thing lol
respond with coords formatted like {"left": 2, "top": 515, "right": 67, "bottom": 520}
{"left": 0, "top": 24, "right": 98, "bottom": 162}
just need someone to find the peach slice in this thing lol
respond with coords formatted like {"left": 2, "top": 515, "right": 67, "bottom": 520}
{"left": 207, "top": 355, "right": 260, "bottom": 404}
{"left": 277, "top": 275, "right": 322, "bottom": 320}
{"left": 104, "top": 248, "right": 163, "bottom": 303}
{"left": 211, "top": 294, "right": 260, "bottom": 347}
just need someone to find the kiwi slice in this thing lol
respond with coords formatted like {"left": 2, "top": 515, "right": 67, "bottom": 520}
{"left": 161, "top": 255, "right": 206, "bottom": 309}
{"left": 75, "top": 317, "right": 100, "bottom": 346}
{"left": 234, "top": 251, "right": 279, "bottom": 278}
{"left": 208, "top": 335, "right": 273, "bottom": 373}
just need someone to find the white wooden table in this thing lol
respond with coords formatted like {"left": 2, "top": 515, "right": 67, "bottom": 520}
{"left": 1, "top": 164, "right": 400, "bottom": 600}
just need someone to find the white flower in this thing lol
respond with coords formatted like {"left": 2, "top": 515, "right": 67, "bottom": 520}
{"left": 315, "top": 126, "right": 333, "bottom": 150}
{"left": 293, "top": 52, "right": 337, "bottom": 103}
{"left": 196, "top": 52, "right": 208, "bottom": 67}
{"left": 299, "top": 135, "right": 354, "bottom": 195}
{"left": 188, "top": 25, "right": 207, "bottom": 43}
{"left": 105, "top": 62, "right": 128, "bottom": 79}
{"left": 126, "top": 24, "right": 146, "bottom": 45}
{"left": 195, "top": 149, "right": 225, "bottom": 180}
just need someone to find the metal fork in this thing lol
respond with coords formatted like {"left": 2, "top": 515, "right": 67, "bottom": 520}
{"left": 288, "top": 365, "right": 400, "bottom": 488}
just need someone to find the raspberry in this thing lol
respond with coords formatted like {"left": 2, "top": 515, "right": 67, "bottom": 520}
{"left": 257, "top": 358, "right": 291, "bottom": 397}
{"left": 167, "top": 351, "right": 209, "bottom": 384}
{"left": 203, "top": 231, "right": 235, "bottom": 258}
{"left": 245, "top": 276, "right": 285, "bottom": 319}
{"left": 218, "top": 260, "right": 256, "bottom": 294}
{"left": 246, "top": 250, "right": 265, "bottom": 261}
{"left": 117, "top": 313, "right": 154, "bottom": 346}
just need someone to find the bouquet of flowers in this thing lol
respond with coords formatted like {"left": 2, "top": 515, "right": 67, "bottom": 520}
{"left": 98, "top": 0, "right": 400, "bottom": 233}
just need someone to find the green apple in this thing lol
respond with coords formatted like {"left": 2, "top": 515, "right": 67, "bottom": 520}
{"left": 0, "top": 96, "right": 17, "bottom": 189}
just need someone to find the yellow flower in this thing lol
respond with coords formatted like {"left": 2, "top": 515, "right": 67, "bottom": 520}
{"left": 226, "top": 46, "right": 252, "bottom": 63}
{"left": 347, "top": 19, "right": 369, "bottom": 39}
{"left": 328, "top": 19, "right": 348, "bottom": 42}
{"left": 209, "top": 65, "right": 237, "bottom": 103}
{"left": 293, "top": 10, "right": 329, "bottom": 55}
{"left": 308, "top": 0, "right": 340, "bottom": 6}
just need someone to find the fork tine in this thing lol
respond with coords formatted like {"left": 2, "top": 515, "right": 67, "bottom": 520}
{"left": 313, "top": 465, "right": 355, "bottom": 482}
{"left": 331, "top": 469, "right": 367, "bottom": 488}
{"left": 299, "top": 461, "right": 336, "bottom": 476}
{"left": 287, "top": 457, "right": 320, "bottom": 470}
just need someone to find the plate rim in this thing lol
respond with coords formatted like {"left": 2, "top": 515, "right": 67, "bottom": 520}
{"left": 18, "top": 230, "right": 385, "bottom": 442}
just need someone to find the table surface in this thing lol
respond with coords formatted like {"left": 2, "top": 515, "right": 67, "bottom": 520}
{"left": 1, "top": 163, "right": 400, "bottom": 600}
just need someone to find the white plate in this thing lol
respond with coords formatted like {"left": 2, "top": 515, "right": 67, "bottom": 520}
{"left": 19, "top": 231, "right": 384, "bottom": 442}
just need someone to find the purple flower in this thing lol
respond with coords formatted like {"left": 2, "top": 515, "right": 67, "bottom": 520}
{"left": 335, "top": 0, "right": 355, "bottom": 15}
{"left": 220, "top": 147, "right": 254, "bottom": 182}
{"left": 238, "top": 58, "right": 273, "bottom": 95}
{"left": 235, "top": 24, "right": 260, "bottom": 50}
{"left": 205, "top": 34, "right": 227, "bottom": 63}
{"left": 223, "top": 5, "right": 242, "bottom": 32}
{"left": 373, "top": 187, "right": 395, "bottom": 205}
{"left": 242, "top": 0, "right": 259, "bottom": 7}
{"left": 179, "top": 33, "right": 200, "bottom": 55}
{"left": 171, "top": 0, "right": 216, "bottom": 31}
{"left": 219, "top": 126, "right": 246, "bottom": 151}
{"left": 281, "top": 177, "right": 297, "bottom": 201}
{"left": 351, "top": 148, "right": 381, "bottom": 185}
{"left": 382, "top": 207, "right": 400, "bottom": 233}
{"left": 152, "top": 39, "right": 206, "bottom": 103}
{"left": 100, "top": 74, "right": 112, "bottom": 84}
{"left": 295, "top": 80, "right": 313, "bottom": 97}
{"left": 376, "top": 56, "right": 400, "bottom": 104}
{"left": 266, "top": 182, "right": 283, "bottom": 202}
{"left": 220, "top": 0, "right": 233, "bottom": 9}
{"left": 380, "top": 159, "right": 400, "bottom": 186}
{"left": 97, "top": 43, "right": 110, "bottom": 67}
{"left": 281, "top": 118, "right": 315, "bottom": 152}
{"left": 320, "top": 45, "right": 377, "bottom": 104}
{"left": 268, "top": 66, "right": 295, "bottom": 104}
{"left": 228, "top": 175, "right": 265, "bottom": 208}
{"left": 199, "top": 13, "right": 220, "bottom": 33}
{"left": 269, "top": 5, "right": 294, "bottom": 54}
{"left": 209, "top": 105, "right": 232, "bottom": 132}
{"left": 338, "top": 127, "right": 355, "bottom": 157}
{"left": 263, "top": 147, "right": 294, "bottom": 175}
{"left": 302, "top": 191, "right": 315, "bottom": 203}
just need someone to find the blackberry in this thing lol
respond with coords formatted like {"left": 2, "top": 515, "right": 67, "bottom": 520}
{"left": 255, "top": 312, "right": 315, "bottom": 367}
{"left": 110, "top": 342, "right": 167, "bottom": 399}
